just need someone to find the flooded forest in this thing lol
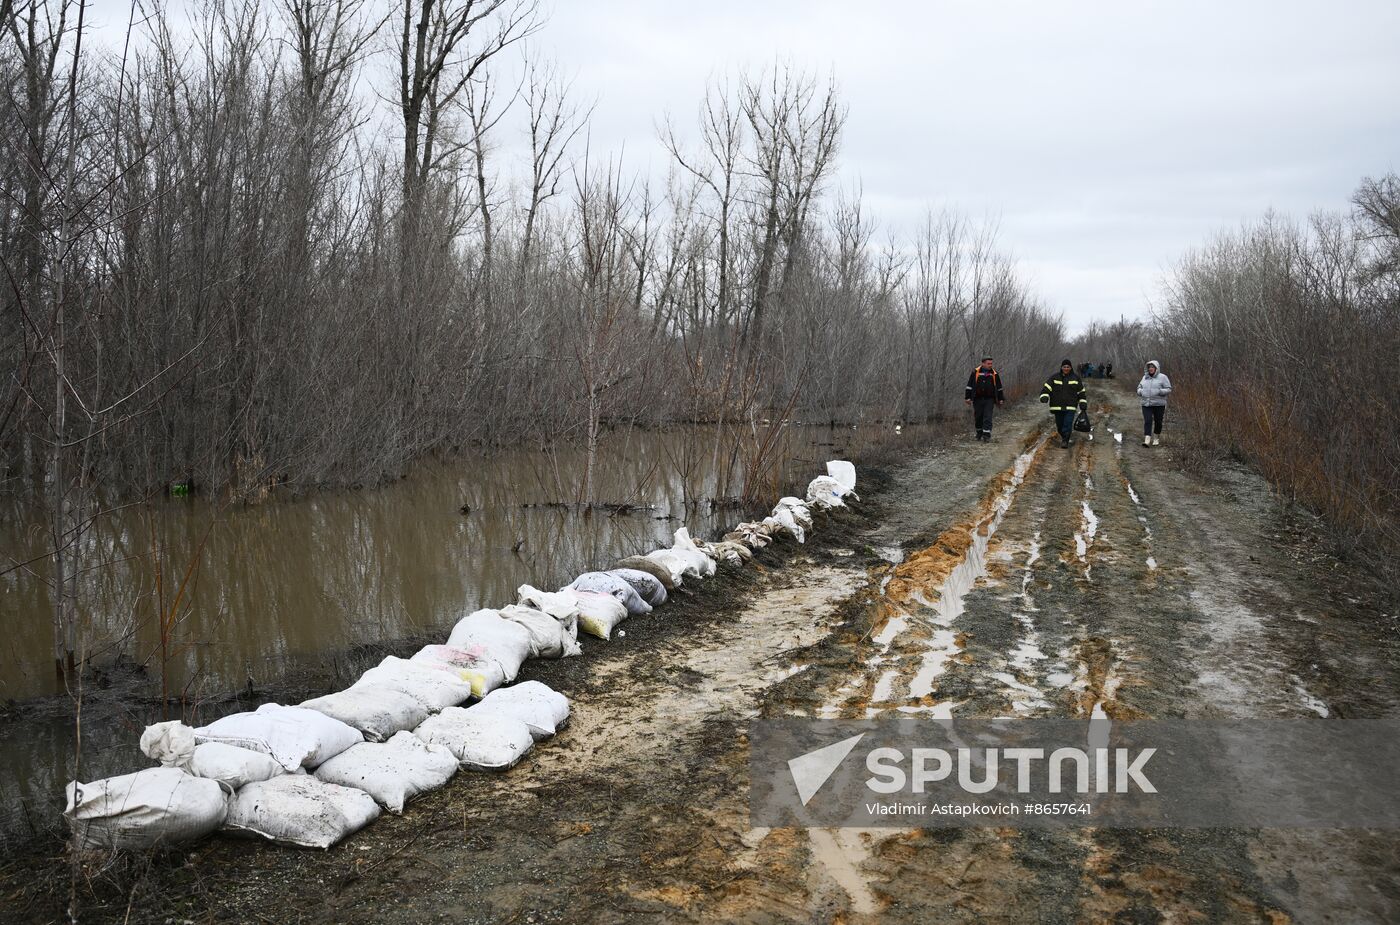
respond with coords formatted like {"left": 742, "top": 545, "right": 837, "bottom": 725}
{"left": 0, "top": 0, "right": 1065, "bottom": 844}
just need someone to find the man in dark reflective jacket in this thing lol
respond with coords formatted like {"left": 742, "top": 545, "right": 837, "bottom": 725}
{"left": 1039, "top": 359, "right": 1088, "bottom": 448}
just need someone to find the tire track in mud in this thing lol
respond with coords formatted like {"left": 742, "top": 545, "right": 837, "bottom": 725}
{"left": 791, "top": 393, "right": 1305, "bottom": 923}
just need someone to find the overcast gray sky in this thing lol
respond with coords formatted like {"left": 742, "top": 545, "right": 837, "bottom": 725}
{"left": 537, "top": 0, "right": 1400, "bottom": 332}
{"left": 82, "top": 0, "right": 1400, "bottom": 333}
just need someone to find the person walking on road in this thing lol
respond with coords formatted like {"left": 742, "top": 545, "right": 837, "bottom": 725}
{"left": 964, "top": 356, "right": 1005, "bottom": 442}
{"left": 1040, "top": 359, "right": 1088, "bottom": 448}
{"left": 1137, "top": 360, "right": 1172, "bottom": 446}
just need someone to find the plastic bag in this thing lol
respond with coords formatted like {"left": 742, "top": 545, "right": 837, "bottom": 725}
{"left": 569, "top": 571, "right": 651, "bottom": 616}
{"left": 561, "top": 587, "right": 629, "bottom": 639}
{"left": 224, "top": 774, "right": 379, "bottom": 849}
{"left": 471, "top": 681, "right": 570, "bottom": 740}
{"left": 1074, "top": 409, "right": 1092, "bottom": 433}
{"left": 410, "top": 643, "right": 507, "bottom": 697}
{"left": 445, "top": 610, "right": 533, "bottom": 681}
{"left": 65, "top": 767, "right": 229, "bottom": 851}
{"left": 194, "top": 704, "right": 363, "bottom": 771}
{"left": 301, "top": 683, "right": 431, "bottom": 743}
{"left": 498, "top": 604, "right": 582, "bottom": 659}
{"left": 354, "top": 655, "right": 476, "bottom": 711}
{"left": 414, "top": 707, "right": 535, "bottom": 771}
{"left": 314, "top": 731, "right": 457, "bottom": 814}
{"left": 607, "top": 568, "right": 667, "bottom": 607}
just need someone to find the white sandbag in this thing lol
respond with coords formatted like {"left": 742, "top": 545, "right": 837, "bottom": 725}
{"left": 726, "top": 521, "right": 775, "bottom": 548}
{"left": 65, "top": 767, "right": 229, "bottom": 851}
{"left": 671, "top": 527, "right": 718, "bottom": 577}
{"left": 141, "top": 720, "right": 281, "bottom": 788}
{"left": 774, "top": 497, "right": 814, "bottom": 529}
{"left": 224, "top": 774, "right": 379, "bottom": 849}
{"left": 805, "top": 474, "right": 848, "bottom": 510}
{"left": 607, "top": 568, "right": 667, "bottom": 607}
{"left": 185, "top": 742, "right": 283, "bottom": 790}
{"left": 313, "top": 731, "right": 457, "bottom": 814}
{"left": 194, "top": 704, "right": 363, "bottom": 771}
{"left": 354, "top": 656, "right": 475, "bottom": 711}
{"left": 767, "top": 509, "right": 806, "bottom": 544}
{"left": 643, "top": 548, "right": 690, "bottom": 585}
{"left": 472, "top": 681, "right": 570, "bottom": 740}
{"left": 140, "top": 720, "right": 197, "bottom": 767}
{"left": 614, "top": 555, "right": 681, "bottom": 591}
{"left": 498, "top": 604, "right": 582, "bottom": 659}
{"left": 410, "top": 643, "right": 507, "bottom": 697}
{"left": 516, "top": 584, "right": 582, "bottom": 628}
{"left": 446, "top": 610, "right": 533, "bottom": 682}
{"left": 561, "top": 587, "right": 629, "bottom": 640}
{"left": 414, "top": 707, "right": 535, "bottom": 771}
{"left": 698, "top": 539, "right": 751, "bottom": 565}
{"left": 827, "top": 459, "right": 857, "bottom": 493}
{"left": 301, "top": 683, "right": 431, "bottom": 743}
{"left": 569, "top": 571, "right": 651, "bottom": 616}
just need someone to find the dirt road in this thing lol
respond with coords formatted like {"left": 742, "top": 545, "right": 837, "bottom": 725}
{"left": 20, "top": 384, "right": 1400, "bottom": 924}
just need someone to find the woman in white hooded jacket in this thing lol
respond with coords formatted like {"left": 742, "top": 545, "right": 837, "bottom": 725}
{"left": 1136, "top": 360, "right": 1171, "bottom": 446}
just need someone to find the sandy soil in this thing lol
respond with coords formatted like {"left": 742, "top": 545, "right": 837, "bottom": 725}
{"left": 7, "top": 384, "right": 1399, "bottom": 924}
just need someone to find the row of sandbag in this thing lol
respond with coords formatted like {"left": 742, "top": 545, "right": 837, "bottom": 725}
{"left": 62, "top": 459, "right": 858, "bottom": 851}
{"left": 69, "top": 679, "right": 570, "bottom": 850}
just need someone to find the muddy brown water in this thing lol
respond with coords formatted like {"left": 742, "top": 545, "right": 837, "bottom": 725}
{"left": 0, "top": 422, "right": 929, "bottom": 846}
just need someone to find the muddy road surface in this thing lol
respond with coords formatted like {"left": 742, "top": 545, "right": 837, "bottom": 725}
{"left": 11, "top": 385, "right": 1400, "bottom": 924}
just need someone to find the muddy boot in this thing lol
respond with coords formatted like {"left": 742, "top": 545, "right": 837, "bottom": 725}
{"left": 1143, "top": 434, "right": 1152, "bottom": 446}
{"left": 1152, "top": 435, "right": 1161, "bottom": 446}
{"left": 1061, "top": 436, "right": 1071, "bottom": 448}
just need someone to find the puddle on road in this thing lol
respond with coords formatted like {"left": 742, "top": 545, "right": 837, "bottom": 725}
{"left": 809, "top": 435, "right": 1048, "bottom": 912}
{"left": 808, "top": 828, "right": 882, "bottom": 915}
{"left": 879, "top": 436, "right": 1047, "bottom": 710}
{"left": 1291, "top": 675, "right": 1329, "bottom": 717}
{"left": 1122, "top": 475, "right": 1159, "bottom": 573}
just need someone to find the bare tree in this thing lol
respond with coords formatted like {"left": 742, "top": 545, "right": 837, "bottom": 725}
{"left": 519, "top": 51, "right": 588, "bottom": 271}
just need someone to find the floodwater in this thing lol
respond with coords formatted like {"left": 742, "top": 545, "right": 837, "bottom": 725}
{"left": 0, "top": 421, "right": 925, "bottom": 845}
{"left": 1, "top": 423, "right": 921, "bottom": 703}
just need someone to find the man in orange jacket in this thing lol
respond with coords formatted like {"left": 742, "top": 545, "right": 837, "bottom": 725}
{"left": 964, "top": 356, "right": 1006, "bottom": 442}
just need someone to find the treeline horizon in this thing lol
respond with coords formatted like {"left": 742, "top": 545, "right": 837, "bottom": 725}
{"left": 1, "top": 0, "right": 1064, "bottom": 513}
{"left": 1075, "top": 172, "right": 1400, "bottom": 565}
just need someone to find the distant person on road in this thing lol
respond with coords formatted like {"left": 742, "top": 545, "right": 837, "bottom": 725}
{"left": 964, "top": 356, "right": 1006, "bottom": 442}
{"left": 1104, "top": 362, "right": 1114, "bottom": 379}
{"left": 1137, "top": 360, "right": 1172, "bottom": 446}
{"left": 1040, "top": 359, "right": 1088, "bottom": 448}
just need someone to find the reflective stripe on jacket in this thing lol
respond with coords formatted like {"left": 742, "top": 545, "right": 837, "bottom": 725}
{"left": 965, "top": 367, "right": 1005, "bottom": 401}
{"left": 1039, "top": 375, "right": 1088, "bottom": 412}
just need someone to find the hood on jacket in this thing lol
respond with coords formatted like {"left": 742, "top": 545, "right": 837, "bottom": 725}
{"left": 1145, "top": 360, "right": 1162, "bottom": 375}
